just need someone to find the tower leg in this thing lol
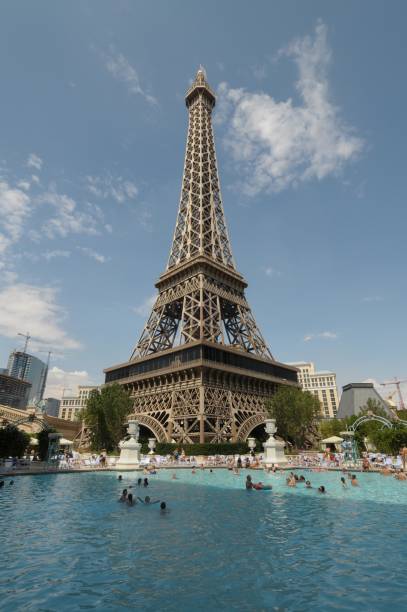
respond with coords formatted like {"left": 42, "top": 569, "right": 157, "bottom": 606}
{"left": 199, "top": 385, "right": 205, "bottom": 443}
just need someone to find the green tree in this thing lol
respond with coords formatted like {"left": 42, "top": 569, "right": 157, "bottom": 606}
{"left": 81, "top": 384, "right": 132, "bottom": 452}
{"left": 319, "top": 418, "right": 346, "bottom": 440}
{"left": 266, "top": 387, "right": 321, "bottom": 449}
{"left": 369, "top": 426, "right": 407, "bottom": 455}
{"left": 0, "top": 425, "right": 30, "bottom": 458}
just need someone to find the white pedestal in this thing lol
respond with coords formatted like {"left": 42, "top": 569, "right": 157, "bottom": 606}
{"left": 262, "top": 419, "right": 287, "bottom": 466}
{"left": 115, "top": 420, "right": 142, "bottom": 471}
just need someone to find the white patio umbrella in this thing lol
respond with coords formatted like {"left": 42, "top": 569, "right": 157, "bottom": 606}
{"left": 59, "top": 438, "right": 74, "bottom": 446}
{"left": 321, "top": 436, "right": 344, "bottom": 444}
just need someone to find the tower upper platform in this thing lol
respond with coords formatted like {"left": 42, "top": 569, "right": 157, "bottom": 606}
{"left": 185, "top": 67, "right": 216, "bottom": 107}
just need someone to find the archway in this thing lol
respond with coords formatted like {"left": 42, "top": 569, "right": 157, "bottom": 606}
{"left": 236, "top": 413, "right": 268, "bottom": 442}
{"left": 136, "top": 414, "right": 167, "bottom": 442}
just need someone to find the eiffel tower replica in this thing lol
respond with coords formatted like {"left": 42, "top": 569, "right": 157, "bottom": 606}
{"left": 105, "top": 68, "right": 298, "bottom": 443}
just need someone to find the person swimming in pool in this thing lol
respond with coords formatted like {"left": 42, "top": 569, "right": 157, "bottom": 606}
{"left": 126, "top": 494, "right": 135, "bottom": 506}
{"left": 305, "top": 481, "right": 312, "bottom": 488}
{"left": 119, "top": 489, "right": 128, "bottom": 502}
{"left": 138, "top": 495, "right": 160, "bottom": 505}
{"left": 341, "top": 477, "right": 347, "bottom": 488}
{"left": 253, "top": 482, "right": 272, "bottom": 490}
{"left": 318, "top": 486, "right": 326, "bottom": 494}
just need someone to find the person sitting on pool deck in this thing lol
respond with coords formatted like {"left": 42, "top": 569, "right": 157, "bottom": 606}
{"left": 138, "top": 496, "right": 160, "bottom": 505}
{"left": 119, "top": 489, "right": 128, "bottom": 502}
{"left": 126, "top": 494, "right": 135, "bottom": 506}
{"left": 318, "top": 486, "right": 326, "bottom": 494}
{"left": 351, "top": 475, "right": 359, "bottom": 486}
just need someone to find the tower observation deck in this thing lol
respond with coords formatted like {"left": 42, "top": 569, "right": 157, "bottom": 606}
{"left": 104, "top": 68, "right": 298, "bottom": 443}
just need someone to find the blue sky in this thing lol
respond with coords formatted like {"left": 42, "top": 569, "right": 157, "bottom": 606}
{"left": 0, "top": 1, "right": 406, "bottom": 402}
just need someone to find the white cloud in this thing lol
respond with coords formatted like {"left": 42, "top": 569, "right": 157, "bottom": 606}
{"left": 0, "top": 181, "right": 32, "bottom": 254}
{"left": 77, "top": 246, "right": 109, "bottom": 264}
{"left": 38, "top": 190, "right": 103, "bottom": 238}
{"left": 17, "top": 180, "right": 31, "bottom": 191}
{"left": 45, "top": 366, "right": 95, "bottom": 399}
{"left": 217, "top": 22, "right": 363, "bottom": 196}
{"left": 86, "top": 174, "right": 139, "bottom": 203}
{"left": 263, "top": 266, "right": 281, "bottom": 277}
{"left": 104, "top": 48, "right": 157, "bottom": 105}
{"left": 31, "top": 174, "right": 40, "bottom": 184}
{"left": 43, "top": 250, "right": 71, "bottom": 261}
{"left": 0, "top": 283, "right": 81, "bottom": 350}
{"left": 133, "top": 295, "right": 156, "bottom": 317}
{"left": 362, "top": 296, "right": 383, "bottom": 303}
{"left": 27, "top": 153, "right": 43, "bottom": 171}
{"left": 139, "top": 208, "right": 153, "bottom": 232}
{"left": 304, "top": 331, "right": 337, "bottom": 342}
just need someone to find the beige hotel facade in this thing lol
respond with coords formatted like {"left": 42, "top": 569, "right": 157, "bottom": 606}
{"left": 289, "top": 362, "right": 339, "bottom": 418}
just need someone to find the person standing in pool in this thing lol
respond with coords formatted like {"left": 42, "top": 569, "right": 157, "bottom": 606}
{"left": 246, "top": 475, "right": 254, "bottom": 489}
{"left": 160, "top": 501, "right": 169, "bottom": 514}
{"left": 341, "top": 477, "right": 347, "bottom": 488}
{"left": 119, "top": 489, "right": 128, "bottom": 502}
{"left": 126, "top": 494, "right": 135, "bottom": 506}
{"left": 351, "top": 475, "right": 359, "bottom": 486}
{"left": 143, "top": 478, "right": 149, "bottom": 487}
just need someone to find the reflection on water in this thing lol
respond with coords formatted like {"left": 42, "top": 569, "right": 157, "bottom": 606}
{"left": 1, "top": 471, "right": 406, "bottom": 611}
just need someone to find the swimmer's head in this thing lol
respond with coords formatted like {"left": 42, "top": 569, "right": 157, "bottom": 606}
{"left": 145, "top": 496, "right": 151, "bottom": 503}
{"left": 160, "top": 502, "right": 166, "bottom": 510}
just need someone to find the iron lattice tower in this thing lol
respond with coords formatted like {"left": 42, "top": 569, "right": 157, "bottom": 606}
{"left": 105, "top": 69, "right": 298, "bottom": 443}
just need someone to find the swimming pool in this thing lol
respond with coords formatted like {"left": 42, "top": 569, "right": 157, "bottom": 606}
{"left": 1, "top": 469, "right": 406, "bottom": 611}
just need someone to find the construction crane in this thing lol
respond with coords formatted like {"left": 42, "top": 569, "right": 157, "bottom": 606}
{"left": 380, "top": 378, "right": 407, "bottom": 411}
{"left": 17, "top": 331, "right": 31, "bottom": 353}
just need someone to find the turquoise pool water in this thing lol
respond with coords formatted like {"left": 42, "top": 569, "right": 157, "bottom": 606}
{"left": 1, "top": 469, "right": 407, "bottom": 611}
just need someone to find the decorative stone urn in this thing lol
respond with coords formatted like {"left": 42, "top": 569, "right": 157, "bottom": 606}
{"left": 115, "top": 420, "right": 142, "bottom": 470}
{"left": 262, "top": 419, "right": 287, "bottom": 466}
{"left": 148, "top": 438, "right": 156, "bottom": 455}
{"left": 247, "top": 437, "right": 256, "bottom": 454}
